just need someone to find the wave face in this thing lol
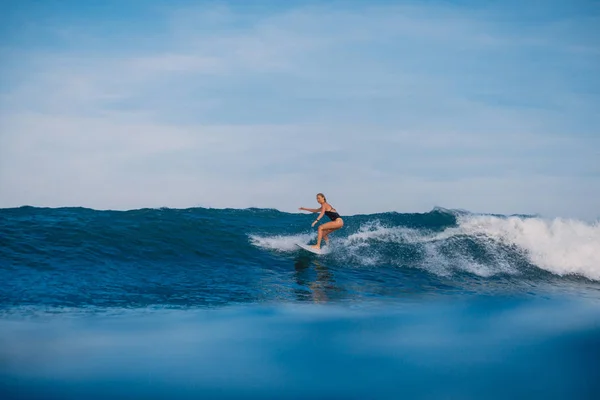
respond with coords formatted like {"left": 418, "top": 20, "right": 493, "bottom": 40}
{"left": 1, "top": 206, "right": 600, "bottom": 309}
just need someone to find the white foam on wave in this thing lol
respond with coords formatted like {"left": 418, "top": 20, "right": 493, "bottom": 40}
{"left": 341, "top": 220, "right": 407, "bottom": 266}
{"left": 249, "top": 233, "right": 315, "bottom": 252}
{"left": 456, "top": 215, "right": 600, "bottom": 281}
{"left": 337, "top": 220, "right": 520, "bottom": 277}
{"left": 251, "top": 214, "right": 600, "bottom": 281}
{"left": 336, "top": 215, "right": 600, "bottom": 281}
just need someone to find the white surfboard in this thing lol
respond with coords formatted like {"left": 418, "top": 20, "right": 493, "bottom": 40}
{"left": 295, "top": 243, "right": 329, "bottom": 255}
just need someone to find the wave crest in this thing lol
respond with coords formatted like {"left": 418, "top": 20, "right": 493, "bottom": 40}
{"left": 251, "top": 213, "right": 600, "bottom": 281}
{"left": 457, "top": 215, "right": 600, "bottom": 281}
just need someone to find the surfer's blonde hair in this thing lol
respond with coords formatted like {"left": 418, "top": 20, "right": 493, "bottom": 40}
{"left": 317, "top": 193, "right": 326, "bottom": 201}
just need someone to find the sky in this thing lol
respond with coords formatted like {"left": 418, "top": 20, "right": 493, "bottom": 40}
{"left": 0, "top": 0, "right": 599, "bottom": 220}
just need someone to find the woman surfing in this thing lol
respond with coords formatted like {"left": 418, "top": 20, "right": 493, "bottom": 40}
{"left": 299, "top": 193, "right": 344, "bottom": 250}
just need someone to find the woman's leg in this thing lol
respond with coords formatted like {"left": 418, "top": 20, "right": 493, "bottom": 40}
{"left": 322, "top": 228, "right": 333, "bottom": 244}
{"left": 312, "top": 220, "right": 343, "bottom": 249}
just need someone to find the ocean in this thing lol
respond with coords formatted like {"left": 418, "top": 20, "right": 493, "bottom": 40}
{"left": 1, "top": 206, "right": 599, "bottom": 399}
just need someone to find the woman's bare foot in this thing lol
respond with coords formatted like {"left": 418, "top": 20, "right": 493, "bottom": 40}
{"left": 311, "top": 244, "right": 320, "bottom": 250}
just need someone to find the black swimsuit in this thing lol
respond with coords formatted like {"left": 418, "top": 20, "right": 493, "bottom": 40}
{"left": 325, "top": 207, "right": 341, "bottom": 221}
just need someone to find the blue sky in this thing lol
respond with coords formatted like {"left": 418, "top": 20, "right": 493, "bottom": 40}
{"left": 0, "top": 0, "right": 598, "bottom": 219}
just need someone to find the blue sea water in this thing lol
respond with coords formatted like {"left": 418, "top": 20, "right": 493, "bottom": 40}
{"left": 1, "top": 206, "right": 600, "bottom": 399}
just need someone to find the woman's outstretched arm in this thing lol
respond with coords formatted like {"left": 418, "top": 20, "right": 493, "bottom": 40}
{"left": 299, "top": 207, "right": 320, "bottom": 213}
